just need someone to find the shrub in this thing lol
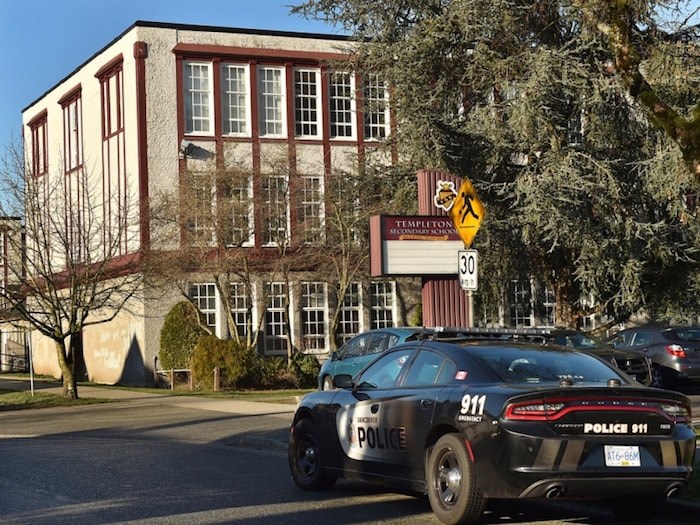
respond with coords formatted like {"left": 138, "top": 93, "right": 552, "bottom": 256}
{"left": 191, "top": 335, "right": 260, "bottom": 390}
{"left": 288, "top": 352, "right": 321, "bottom": 388}
{"left": 159, "top": 301, "right": 206, "bottom": 370}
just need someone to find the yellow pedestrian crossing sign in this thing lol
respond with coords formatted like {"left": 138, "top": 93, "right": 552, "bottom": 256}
{"left": 448, "top": 178, "right": 485, "bottom": 248}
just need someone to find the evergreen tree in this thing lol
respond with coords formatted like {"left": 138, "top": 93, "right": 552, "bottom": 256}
{"left": 293, "top": 0, "right": 700, "bottom": 325}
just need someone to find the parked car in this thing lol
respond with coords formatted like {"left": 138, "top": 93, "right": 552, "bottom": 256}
{"left": 607, "top": 326, "right": 700, "bottom": 389}
{"left": 318, "top": 327, "right": 435, "bottom": 390}
{"left": 290, "top": 337, "right": 695, "bottom": 525}
{"left": 532, "top": 327, "right": 653, "bottom": 386}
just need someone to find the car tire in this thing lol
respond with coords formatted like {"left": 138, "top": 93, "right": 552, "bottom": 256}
{"left": 426, "top": 433, "right": 485, "bottom": 525}
{"left": 288, "top": 418, "right": 337, "bottom": 490}
{"left": 322, "top": 375, "right": 334, "bottom": 391}
{"left": 651, "top": 367, "right": 676, "bottom": 389}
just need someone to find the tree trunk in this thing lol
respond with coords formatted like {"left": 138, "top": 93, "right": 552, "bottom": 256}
{"left": 55, "top": 339, "right": 78, "bottom": 399}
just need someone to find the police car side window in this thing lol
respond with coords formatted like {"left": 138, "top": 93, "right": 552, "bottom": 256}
{"left": 358, "top": 349, "right": 413, "bottom": 389}
{"left": 404, "top": 350, "right": 454, "bottom": 386}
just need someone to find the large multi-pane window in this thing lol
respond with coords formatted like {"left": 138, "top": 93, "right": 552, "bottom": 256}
{"left": 543, "top": 288, "right": 557, "bottom": 327}
{"left": 184, "top": 61, "right": 213, "bottom": 134}
{"left": 222, "top": 64, "right": 249, "bottom": 135}
{"left": 258, "top": 67, "right": 285, "bottom": 136}
{"left": 222, "top": 170, "right": 253, "bottom": 246}
{"left": 329, "top": 72, "right": 355, "bottom": 139}
{"left": 509, "top": 280, "right": 533, "bottom": 328}
{"left": 301, "top": 282, "right": 326, "bottom": 351}
{"left": 363, "top": 74, "right": 389, "bottom": 140}
{"left": 370, "top": 281, "right": 395, "bottom": 329}
{"left": 265, "top": 282, "right": 288, "bottom": 354}
{"left": 61, "top": 91, "right": 83, "bottom": 172}
{"left": 261, "top": 174, "right": 289, "bottom": 246}
{"left": 190, "top": 283, "right": 217, "bottom": 330}
{"left": 0, "top": 231, "right": 6, "bottom": 303}
{"left": 229, "top": 282, "right": 250, "bottom": 339}
{"left": 189, "top": 172, "right": 215, "bottom": 245}
{"left": 298, "top": 175, "right": 324, "bottom": 243}
{"left": 338, "top": 282, "right": 361, "bottom": 344}
{"left": 294, "top": 69, "right": 321, "bottom": 138}
{"left": 28, "top": 113, "right": 48, "bottom": 177}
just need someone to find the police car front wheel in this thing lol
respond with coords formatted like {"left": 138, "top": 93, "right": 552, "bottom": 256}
{"left": 288, "top": 418, "right": 337, "bottom": 490}
{"left": 426, "top": 433, "right": 485, "bottom": 525}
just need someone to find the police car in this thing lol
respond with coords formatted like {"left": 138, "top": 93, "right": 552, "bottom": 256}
{"left": 288, "top": 336, "right": 695, "bottom": 525}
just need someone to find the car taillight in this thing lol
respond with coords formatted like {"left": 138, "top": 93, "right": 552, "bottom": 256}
{"left": 665, "top": 344, "right": 686, "bottom": 358}
{"left": 660, "top": 402, "right": 691, "bottom": 422}
{"left": 504, "top": 401, "right": 565, "bottom": 420}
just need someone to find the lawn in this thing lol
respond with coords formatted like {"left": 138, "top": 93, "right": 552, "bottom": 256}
{"left": 0, "top": 389, "right": 114, "bottom": 410}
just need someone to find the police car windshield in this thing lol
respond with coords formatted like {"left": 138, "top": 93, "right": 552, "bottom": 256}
{"left": 469, "top": 345, "right": 624, "bottom": 385}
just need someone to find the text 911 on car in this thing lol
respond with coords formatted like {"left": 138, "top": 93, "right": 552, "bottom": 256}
{"left": 288, "top": 339, "right": 695, "bottom": 525}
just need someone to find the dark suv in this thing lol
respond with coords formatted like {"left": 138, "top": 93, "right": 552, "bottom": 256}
{"left": 607, "top": 326, "right": 700, "bottom": 389}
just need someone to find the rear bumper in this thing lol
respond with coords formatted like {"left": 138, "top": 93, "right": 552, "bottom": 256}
{"left": 519, "top": 476, "right": 687, "bottom": 499}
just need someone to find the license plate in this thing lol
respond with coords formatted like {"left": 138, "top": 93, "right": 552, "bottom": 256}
{"left": 604, "top": 445, "right": 640, "bottom": 467}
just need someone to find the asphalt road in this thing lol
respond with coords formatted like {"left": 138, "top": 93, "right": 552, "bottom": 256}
{"left": 0, "top": 380, "right": 699, "bottom": 524}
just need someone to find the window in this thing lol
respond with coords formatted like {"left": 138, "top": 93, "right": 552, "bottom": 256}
{"left": 329, "top": 72, "right": 355, "bottom": 139}
{"left": 100, "top": 61, "right": 124, "bottom": 138}
{"left": 0, "top": 231, "right": 6, "bottom": 302}
{"left": 301, "top": 282, "right": 327, "bottom": 351}
{"left": 184, "top": 61, "right": 213, "bottom": 135}
{"left": 222, "top": 64, "right": 249, "bottom": 135}
{"left": 98, "top": 59, "right": 127, "bottom": 256}
{"left": 404, "top": 350, "right": 457, "bottom": 387}
{"left": 370, "top": 281, "right": 395, "bottom": 329}
{"left": 294, "top": 68, "right": 321, "bottom": 138}
{"left": 265, "top": 282, "right": 288, "bottom": 355}
{"left": 258, "top": 67, "right": 285, "bottom": 137}
{"left": 261, "top": 174, "right": 289, "bottom": 246}
{"left": 190, "top": 283, "right": 217, "bottom": 330}
{"left": 28, "top": 113, "right": 48, "bottom": 177}
{"left": 543, "top": 288, "right": 556, "bottom": 327}
{"left": 363, "top": 74, "right": 389, "bottom": 140}
{"left": 298, "top": 175, "right": 324, "bottom": 243}
{"left": 358, "top": 347, "right": 413, "bottom": 389}
{"left": 229, "top": 282, "right": 250, "bottom": 339}
{"left": 338, "top": 282, "right": 362, "bottom": 344}
{"left": 188, "top": 172, "right": 215, "bottom": 245}
{"left": 509, "top": 280, "right": 533, "bottom": 328}
{"left": 222, "top": 170, "right": 253, "bottom": 246}
{"left": 61, "top": 90, "right": 83, "bottom": 172}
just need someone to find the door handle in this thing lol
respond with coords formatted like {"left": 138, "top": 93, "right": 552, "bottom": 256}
{"left": 420, "top": 399, "right": 433, "bottom": 408}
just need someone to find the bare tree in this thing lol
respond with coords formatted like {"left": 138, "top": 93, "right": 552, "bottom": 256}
{"left": 0, "top": 139, "right": 143, "bottom": 398}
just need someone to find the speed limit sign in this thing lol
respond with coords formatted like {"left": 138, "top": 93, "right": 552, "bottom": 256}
{"left": 458, "top": 250, "right": 478, "bottom": 291}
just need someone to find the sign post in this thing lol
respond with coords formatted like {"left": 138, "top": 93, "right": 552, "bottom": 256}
{"left": 435, "top": 177, "right": 485, "bottom": 328}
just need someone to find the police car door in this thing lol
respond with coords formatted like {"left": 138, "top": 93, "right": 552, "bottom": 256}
{"left": 335, "top": 346, "right": 443, "bottom": 480}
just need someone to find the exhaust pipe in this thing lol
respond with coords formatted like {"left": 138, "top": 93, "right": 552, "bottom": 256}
{"left": 545, "top": 485, "right": 565, "bottom": 499}
{"left": 666, "top": 483, "right": 683, "bottom": 499}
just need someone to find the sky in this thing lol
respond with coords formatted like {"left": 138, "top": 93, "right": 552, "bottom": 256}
{"left": 1, "top": 0, "right": 699, "bottom": 158}
{"left": 0, "top": 0, "right": 340, "bottom": 155}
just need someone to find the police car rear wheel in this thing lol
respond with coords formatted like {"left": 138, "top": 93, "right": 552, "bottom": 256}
{"left": 426, "top": 433, "right": 484, "bottom": 525}
{"left": 288, "top": 418, "right": 337, "bottom": 490}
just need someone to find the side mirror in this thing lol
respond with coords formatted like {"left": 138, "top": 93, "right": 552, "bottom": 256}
{"left": 334, "top": 374, "right": 353, "bottom": 389}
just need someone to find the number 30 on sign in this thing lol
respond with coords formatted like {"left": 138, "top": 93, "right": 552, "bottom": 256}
{"left": 458, "top": 250, "right": 478, "bottom": 291}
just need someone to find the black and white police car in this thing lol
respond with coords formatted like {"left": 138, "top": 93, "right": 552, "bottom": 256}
{"left": 288, "top": 335, "right": 696, "bottom": 524}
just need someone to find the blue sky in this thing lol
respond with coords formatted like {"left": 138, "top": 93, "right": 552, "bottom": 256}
{"left": 0, "top": 0, "right": 339, "bottom": 155}
{"left": 1, "top": 0, "right": 698, "bottom": 158}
